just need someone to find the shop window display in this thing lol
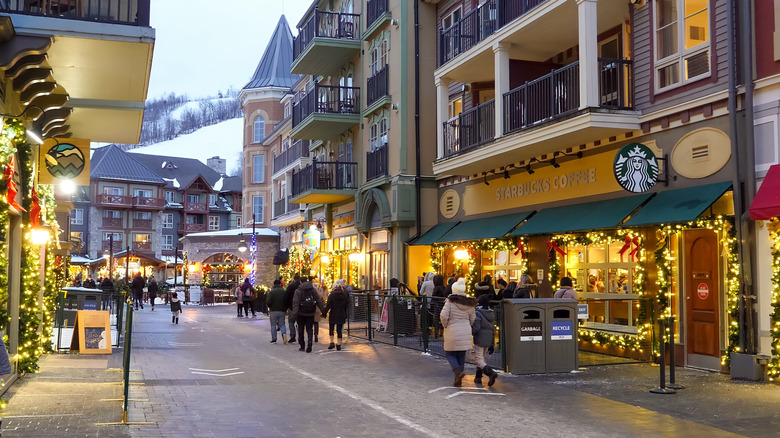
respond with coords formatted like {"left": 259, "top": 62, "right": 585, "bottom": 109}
{"left": 481, "top": 249, "right": 526, "bottom": 284}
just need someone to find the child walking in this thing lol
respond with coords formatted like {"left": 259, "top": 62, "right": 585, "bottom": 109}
{"left": 170, "top": 292, "right": 182, "bottom": 324}
{"left": 473, "top": 294, "right": 498, "bottom": 386}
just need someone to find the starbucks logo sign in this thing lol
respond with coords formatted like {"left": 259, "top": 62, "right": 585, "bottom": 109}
{"left": 614, "top": 143, "right": 659, "bottom": 193}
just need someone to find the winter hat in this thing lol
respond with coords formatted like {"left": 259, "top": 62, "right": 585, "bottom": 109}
{"left": 451, "top": 278, "right": 467, "bottom": 295}
{"left": 560, "top": 277, "right": 573, "bottom": 288}
{"left": 477, "top": 294, "right": 491, "bottom": 308}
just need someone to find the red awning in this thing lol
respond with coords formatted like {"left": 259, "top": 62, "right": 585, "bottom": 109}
{"left": 750, "top": 164, "right": 780, "bottom": 220}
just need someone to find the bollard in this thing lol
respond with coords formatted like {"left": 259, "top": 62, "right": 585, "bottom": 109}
{"left": 667, "top": 316, "right": 685, "bottom": 389}
{"left": 650, "top": 318, "right": 676, "bottom": 394}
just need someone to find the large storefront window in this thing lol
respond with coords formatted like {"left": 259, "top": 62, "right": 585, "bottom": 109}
{"left": 563, "top": 240, "right": 640, "bottom": 334}
{"left": 481, "top": 249, "right": 526, "bottom": 284}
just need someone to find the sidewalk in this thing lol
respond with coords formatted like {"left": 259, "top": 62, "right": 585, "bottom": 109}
{"left": 0, "top": 303, "right": 777, "bottom": 437}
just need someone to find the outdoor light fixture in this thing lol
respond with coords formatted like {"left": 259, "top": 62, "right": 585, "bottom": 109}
{"left": 526, "top": 164, "right": 535, "bottom": 175}
{"left": 30, "top": 227, "right": 50, "bottom": 246}
{"left": 454, "top": 249, "right": 469, "bottom": 260}
{"left": 26, "top": 128, "right": 43, "bottom": 144}
{"left": 348, "top": 252, "right": 362, "bottom": 263}
{"left": 238, "top": 239, "right": 247, "bottom": 252}
{"left": 321, "top": 255, "right": 330, "bottom": 264}
{"left": 550, "top": 158, "right": 560, "bottom": 168}
{"left": 59, "top": 179, "right": 75, "bottom": 194}
{"left": 504, "top": 169, "right": 510, "bottom": 179}
{"left": 483, "top": 174, "right": 489, "bottom": 186}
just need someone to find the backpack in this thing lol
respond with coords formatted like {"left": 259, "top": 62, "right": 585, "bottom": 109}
{"left": 300, "top": 288, "right": 317, "bottom": 313}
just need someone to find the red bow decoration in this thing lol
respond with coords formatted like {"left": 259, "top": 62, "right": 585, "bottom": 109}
{"left": 4, "top": 155, "right": 26, "bottom": 213}
{"left": 629, "top": 236, "right": 641, "bottom": 260}
{"left": 546, "top": 240, "right": 565, "bottom": 261}
{"left": 30, "top": 184, "right": 41, "bottom": 227}
{"left": 513, "top": 238, "right": 526, "bottom": 258}
{"left": 618, "top": 235, "right": 632, "bottom": 262}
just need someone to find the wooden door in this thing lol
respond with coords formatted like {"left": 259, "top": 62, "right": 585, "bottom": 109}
{"left": 684, "top": 229, "right": 720, "bottom": 357}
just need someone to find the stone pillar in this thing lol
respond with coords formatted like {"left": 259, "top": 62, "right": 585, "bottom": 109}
{"left": 435, "top": 77, "right": 451, "bottom": 159}
{"left": 577, "top": 0, "right": 599, "bottom": 109}
{"left": 493, "top": 42, "right": 510, "bottom": 138}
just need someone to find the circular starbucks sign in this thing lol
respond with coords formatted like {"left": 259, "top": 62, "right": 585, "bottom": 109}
{"left": 613, "top": 143, "right": 659, "bottom": 193}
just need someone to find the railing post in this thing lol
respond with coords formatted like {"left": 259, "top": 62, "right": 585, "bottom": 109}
{"left": 422, "top": 295, "right": 429, "bottom": 352}
{"left": 367, "top": 292, "right": 373, "bottom": 341}
{"left": 392, "top": 294, "right": 398, "bottom": 346}
{"left": 314, "top": 7, "right": 320, "bottom": 38}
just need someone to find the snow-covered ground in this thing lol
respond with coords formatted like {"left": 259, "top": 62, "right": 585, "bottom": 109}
{"left": 129, "top": 117, "right": 244, "bottom": 175}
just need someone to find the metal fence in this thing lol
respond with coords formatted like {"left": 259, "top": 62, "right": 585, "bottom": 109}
{"left": 346, "top": 292, "right": 504, "bottom": 369}
{"left": 54, "top": 290, "right": 126, "bottom": 350}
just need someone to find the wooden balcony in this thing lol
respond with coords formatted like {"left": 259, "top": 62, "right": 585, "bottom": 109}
{"left": 1, "top": 0, "right": 151, "bottom": 26}
{"left": 132, "top": 241, "right": 151, "bottom": 251}
{"left": 292, "top": 8, "right": 360, "bottom": 75}
{"left": 179, "top": 223, "right": 207, "bottom": 233}
{"left": 183, "top": 202, "right": 208, "bottom": 214}
{"left": 102, "top": 239, "right": 120, "bottom": 250}
{"left": 102, "top": 217, "right": 123, "bottom": 227}
{"left": 97, "top": 193, "right": 131, "bottom": 208}
{"left": 133, "top": 219, "right": 152, "bottom": 228}
{"left": 132, "top": 196, "right": 164, "bottom": 209}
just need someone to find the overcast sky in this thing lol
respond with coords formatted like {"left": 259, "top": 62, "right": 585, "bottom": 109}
{"left": 147, "top": 0, "right": 313, "bottom": 100}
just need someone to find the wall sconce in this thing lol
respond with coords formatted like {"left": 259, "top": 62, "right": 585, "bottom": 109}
{"left": 454, "top": 249, "right": 469, "bottom": 260}
{"left": 390, "top": 103, "right": 398, "bottom": 111}
{"left": 321, "top": 255, "right": 330, "bottom": 264}
{"left": 238, "top": 238, "right": 247, "bottom": 252}
{"left": 188, "top": 263, "right": 197, "bottom": 274}
{"left": 348, "top": 252, "right": 362, "bottom": 263}
{"left": 550, "top": 158, "right": 560, "bottom": 168}
{"left": 30, "top": 226, "right": 50, "bottom": 246}
{"left": 390, "top": 18, "right": 399, "bottom": 27}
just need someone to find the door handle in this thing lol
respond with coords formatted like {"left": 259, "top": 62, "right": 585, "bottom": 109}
{"left": 687, "top": 296, "right": 691, "bottom": 300}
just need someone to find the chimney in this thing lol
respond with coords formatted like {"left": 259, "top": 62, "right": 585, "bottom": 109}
{"left": 207, "top": 156, "right": 226, "bottom": 174}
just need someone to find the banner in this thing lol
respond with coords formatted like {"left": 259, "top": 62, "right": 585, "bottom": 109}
{"left": 38, "top": 138, "right": 90, "bottom": 186}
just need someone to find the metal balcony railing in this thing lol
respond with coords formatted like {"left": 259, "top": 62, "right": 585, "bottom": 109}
{"left": 366, "top": 0, "right": 388, "bottom": 29}
{"left": 366, "top": 143, "right": 389, "bottom": 181}
{"left": 598, "top": 58, "right": 633, "bottom": 110}
{"left": 294, "top": 9, "right": 360, "bottom": 59}
{"left": 503, "top": 62, "right": 579, "bottom": 134}
{"left": 366, "top": 64, "right": 389, "bottom": 107}
{"left": 292, "top": 83, "right": 360, "bottom": 128}
{"left": 273, "top": 139, "right": 310, "bottom": 174}
{"left": 291, "top": 160, "right": 358, "bottom": 197}
{"left": 1, "top": 0, "right": 151, "bottom": 26}
{"left": 443, "top": 100, "right": 495, "bottom": 157}
{"left": 438, "top": 0, "right": 547, "bottom": 66}
{"left": 273, "top": 197, "right": 287, "bottom": 218}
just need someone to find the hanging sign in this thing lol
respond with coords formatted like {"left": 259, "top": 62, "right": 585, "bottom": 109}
{"left": 302, "top": 228, "right": 321, "bottom": 250}
{"left": 697, "top": 283, "right": 710, "bottom": 300}
{"left": 614, "top": 143, "right": 659, "bottom": 193}
{"left": 38, "top": 138, "right": 90, "bottom": 185}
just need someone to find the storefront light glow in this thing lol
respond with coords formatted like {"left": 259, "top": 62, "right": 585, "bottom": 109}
{"left": 59, "top": 179, "right": 75, "bottom": 194}
{"left": 321, "top": 255, "right": 330, "bottom": 264}
{"left": 453, "top": 249, "right": 469, "bottom": 260}
{"left": 30, "top": 228, "right": 50, "bottom": 246}
{"left": 348, "top": 252, "right": 361, "bottom": 263}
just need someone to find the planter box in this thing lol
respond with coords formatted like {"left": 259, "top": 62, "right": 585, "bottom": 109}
{"left": 730, "top": 352, "right": 770, "bottom": 381}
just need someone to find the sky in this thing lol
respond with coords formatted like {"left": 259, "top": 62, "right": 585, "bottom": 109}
{"left": 147, "top": 0, "right": 313, "bottom": 100}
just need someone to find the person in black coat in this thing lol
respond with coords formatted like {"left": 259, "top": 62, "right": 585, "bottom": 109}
{"left": 473, "top": 275, "right": 495, "bottom": 299}
{"left": 284, "top": 275, "right": 301, "bottom": 343}
{"left": 323, "top": 283, "right": 350, "bottom": 350}
{"left": 432, "top": 274, "right": 447, "bottom": 338}
{"left": 147, "top": 276, "right": 159, "bottom": 311}
{"left": 131, "top": 273, "right": 146, "bottom": 310}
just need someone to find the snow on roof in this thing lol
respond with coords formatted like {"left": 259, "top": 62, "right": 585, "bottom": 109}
{"left": 213, "top": 176, "right": 224, "bottom": 191}
{"left": 163, "top": 177, "right": 181, "bottom": 188}
{"left": 184, "top": 227, "right": 279, "bottom": 238}
{"left": 129, "top": 118, "right": 243, "bottom": 174}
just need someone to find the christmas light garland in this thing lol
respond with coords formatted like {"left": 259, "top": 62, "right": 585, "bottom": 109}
{"left": 431, "top": 239, "right": 528, "bottom": 296}
{"left": 766, "top": 218, "right": 780, "bottom": 381}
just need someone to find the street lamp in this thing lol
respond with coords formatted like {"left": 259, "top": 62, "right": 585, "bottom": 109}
{"left": 103, "top": 234, "right": 114, "bottom": 280}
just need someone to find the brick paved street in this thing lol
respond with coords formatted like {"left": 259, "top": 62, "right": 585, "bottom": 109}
{"left": 0, "top": 304, "right": 776, "bottom": 437}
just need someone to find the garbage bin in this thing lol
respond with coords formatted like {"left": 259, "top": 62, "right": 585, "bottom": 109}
{"left": 546, "top": 299, "right": 578, "bottom": 373}
{"left": 61, "top": 287, "right": 106, "bottom": 327}
{"left": 504, "top": 299, "right": 546, "bottom": 374}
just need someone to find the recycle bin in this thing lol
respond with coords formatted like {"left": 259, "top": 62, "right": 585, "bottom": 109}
{"left": 545, "top": 299, "right": 578, "bottom": 373}
{"left": 61, "top": 287, "right": 106, "bottom": 328}
{"left": 504, "top": 299, "right": 546, "bottom": 374}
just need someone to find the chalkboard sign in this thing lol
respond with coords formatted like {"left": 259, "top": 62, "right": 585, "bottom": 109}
{"left": 70, "top": 311, "right": 112, "bottom": 354}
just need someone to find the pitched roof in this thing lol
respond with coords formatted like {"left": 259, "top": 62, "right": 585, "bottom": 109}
{"left": 243, "top": 15, "right": 300, "bottom": 90}
{"left": 90, "top": 145, "right": 166, "bottom": 184}
{"left": 129, "top": 153, "right": 222, "bottom": 190}
{"left": 220, "top": 175, "right": 242, "bottom": 193}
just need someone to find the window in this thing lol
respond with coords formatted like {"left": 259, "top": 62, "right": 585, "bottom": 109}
{"left": 369, "top": 122, "right": 378, "bottom": 152}
{"left": 70, "top": 231, "right": 83, "bottom": 243}
{"left": 448, "top": 98, "right": 463, "bottom": 119}
{"left": 209, "top": 194, "right": 217, "bottom": 206}
{"left": 655, "top": 0, "right": 710, "bottom": 90}
{"left": 70, "top": 208, "right": 83, "bottom": 225}
{"left": 103, "top": 210, "right": 121, "bottom": 219}
{"left": 103, "top": 232, "right": 122, "bottom": 242}
{"left": 103, "top": 187, "right": 122, "bottom": 195}
{"left": 370, "top": 47, "right": 379, "bottom": 76}
{"left": 208, "top": 216, "right": 220, "bottom": 231}
{"left": 134, "top": 212, "right": 152, "bottom": 220}
{"left": 253, "top": 115, "right": 265, "bottom": 143}
{"left": 236, "top": 216, "right": 242, "bottom": 228}
{"left": 253, "top": 155, "right": 264, "bottom": 183}
{"left": 187, "top": 194, "right": 200, "bottom": 204}
{"left": 134, "top": 234, "right": 151, "bottom": 243}
{"left": 186, "top": 215, "right": 198, "bottom": 224}
{"left": 165, "top": 191, "right": 176, "bottom": 203}
{"left": 162, "top": 213, "right": 174, "bottom": 229}
{"left": 284, "top": 102, "right": 291, "bottom": 118}
{"left": 161, "top": 235, "right": 174, "bottom": 250}
{"left": 379, "top": 118, "right": 388, "bottom": 148}
{"left": 380, "top": 39, "right": 388, "bottom": 67}
{"left": 252, "top": 196, "right": 263, "bottom": 223}
{"left": 134, "top": 189, "right": 152, "bottom": 198}
{"left": 442, "top": 7, "right": 462, "bottom": 29}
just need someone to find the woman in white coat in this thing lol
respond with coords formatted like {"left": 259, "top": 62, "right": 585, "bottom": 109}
{"left": 440, "top": 278, "right": 477, "bottom": 387}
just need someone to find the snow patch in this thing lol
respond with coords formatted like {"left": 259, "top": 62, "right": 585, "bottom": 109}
{"left": 163, "top": 177, "right": 180, "bottom": 188}
{"left": 213, "top": 177, "right": 224, "bottom": 191}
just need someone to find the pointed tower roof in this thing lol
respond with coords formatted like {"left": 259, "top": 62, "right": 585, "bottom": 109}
{"left": 244, "top": 15, "right": 300, "bottom": 90}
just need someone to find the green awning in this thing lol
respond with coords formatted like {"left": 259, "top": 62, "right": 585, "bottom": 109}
{"left": 509, "top": 194, "right": 652, "bottom": 236}
{"left": 410, "top": 222, "right": 460, "bottom": 245}
{"left": 437, "top": 211, "right": 534, "bottom": 243}
{"left": 623, "top": 181, "right": 732, "bottom": 227}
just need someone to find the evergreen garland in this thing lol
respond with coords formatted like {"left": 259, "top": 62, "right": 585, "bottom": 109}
{"left": 767, "top": 218, "right": 780, "bottom": 381}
